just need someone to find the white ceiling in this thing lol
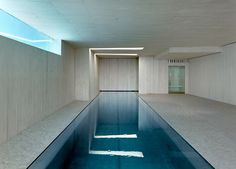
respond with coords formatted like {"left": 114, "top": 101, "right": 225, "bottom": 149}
{"left": 0, "top": 0, "right": 236, "bottom": 57}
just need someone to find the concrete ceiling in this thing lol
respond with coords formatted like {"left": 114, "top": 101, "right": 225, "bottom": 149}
{"left": 157, "top": 47, "right": 223, "bottom": 59}
{"left": 0, "top": 0, "right": 236, "bottom": 57}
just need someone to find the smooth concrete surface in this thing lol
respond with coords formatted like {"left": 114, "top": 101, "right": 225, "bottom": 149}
{"left": 0, "top": 100, "right": 89, "bottom": 169}
{"left": 140, "top": 94, "right": 236, "bottom": 169}
{"left": 0, "top": 36, "right": 76, "bottom": 144}
{"left": 75, "top": 48, "right": 90, "bottom": 101}
{"left": 189, "top": 43, "right": 236, "bottom": 105}
{"left": 2, "top": 1, "right": 236, "bottom": 57}
{"left": 157, "top": 47, "right": 222, "bottom": 59}
{"left": 139, "top": 57, "right": 168, "bottom": 94}
{"left": 75, "top": 48, "right": 99, "bottom": 101}
{"left": 99, "top": 58, "right": 138, "bottom": 91}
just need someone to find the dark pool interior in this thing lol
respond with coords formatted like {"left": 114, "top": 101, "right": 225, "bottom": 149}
{"left": 28, "top": 92, "right": 214, "bottom": 169}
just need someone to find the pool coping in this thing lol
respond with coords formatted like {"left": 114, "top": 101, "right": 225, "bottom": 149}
{"left": 0, "top": 100, "right": 92, "bottom": 169}
{"left": 139, "top": 94, "right": 236, "bottom": 169}
{"left": 138, "top": 95, "right": 215, "bottom": 169}
{"left": 0, "top": 92, "right": 227, "bottom": 169}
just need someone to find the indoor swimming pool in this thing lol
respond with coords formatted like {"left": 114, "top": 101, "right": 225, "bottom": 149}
{"left": 28, "top": 92, "right": 214, "bottom": 169}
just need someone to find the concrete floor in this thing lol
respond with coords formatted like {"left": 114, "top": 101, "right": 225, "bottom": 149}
{"left": 140, "top": 94, "right": 236, "bottom": 169}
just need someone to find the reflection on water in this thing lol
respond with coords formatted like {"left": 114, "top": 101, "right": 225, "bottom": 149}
{"left": 29, "top": 92, "right": 214, "bottom": 169}
{"left": 94, "top": 134, "right": 137, "bottom": 139}
{"left": 89, "top": 150, "right": 144, "bottom": 158}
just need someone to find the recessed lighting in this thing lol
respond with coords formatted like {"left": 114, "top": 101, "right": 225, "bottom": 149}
{"left": 95, "top": 53, "right": 138, "bottom": 56}
{"left": 90, "top": 47, "right": 144, "bottom": 51}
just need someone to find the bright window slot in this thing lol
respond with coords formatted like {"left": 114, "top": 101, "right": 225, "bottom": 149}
{"left": 0, "top": 10, "right": 61, "bottom": 55}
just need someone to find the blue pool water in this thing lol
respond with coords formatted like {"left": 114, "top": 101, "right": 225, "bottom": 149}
{"left": 28, "top": 92, "right": 214, "bottom": 169}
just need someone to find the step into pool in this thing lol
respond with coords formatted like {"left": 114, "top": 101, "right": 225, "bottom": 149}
{"left": 28, "top": 92, "right": 214, "bottom": 169}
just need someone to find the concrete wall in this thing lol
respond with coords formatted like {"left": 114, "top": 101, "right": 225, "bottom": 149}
{"left": 0, "top": 36, "right": 76, "bottom": 144}
{"left": 75, "top": 48, "right": 99, "bottom": 101}
{"left": 139, "top": 57, "right": 168, "bottom": 94}
{"left": 189, "top": 43, "right": 236, "bottom": 105}
{"left": 139, "top": 56, "right": 189, "bottom": 94}
{"left": 99, "top": 58, "right": 138, "bottom": 91}
{"left": 75, "top": 48, "right": 90, "bottom": 101}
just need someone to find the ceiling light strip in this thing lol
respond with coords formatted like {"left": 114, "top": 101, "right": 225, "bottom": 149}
{"left": 90, "top": 47, "right": 144, "bottom": 51}
{"left": 95, "top": 53, "right": 138, "bottom": 56}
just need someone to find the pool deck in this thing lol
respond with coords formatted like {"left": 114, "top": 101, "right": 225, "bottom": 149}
{"left": 0, "top": 100, "right": 89, "bottom": 169}
{"left": 140, "top": 94, "right": 236, "bottom": 169}
{"left": 1, "top": 93, "right": 236, "bottom": 169}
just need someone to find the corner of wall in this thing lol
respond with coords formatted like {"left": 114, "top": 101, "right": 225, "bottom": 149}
{"left": 89, "top": 50, "right": 99, "bottom": 100}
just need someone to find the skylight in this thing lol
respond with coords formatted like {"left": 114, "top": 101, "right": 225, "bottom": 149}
{"left": 0, "top": 9, "right": 61, "bottom": 55}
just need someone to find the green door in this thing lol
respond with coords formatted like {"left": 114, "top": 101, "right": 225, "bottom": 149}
{"left": 168, "top": 66, "right": 185, "bottom": 94}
